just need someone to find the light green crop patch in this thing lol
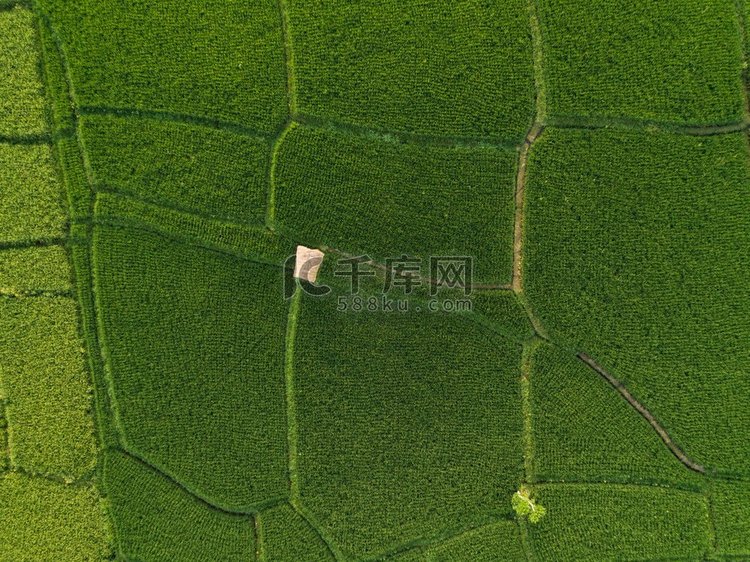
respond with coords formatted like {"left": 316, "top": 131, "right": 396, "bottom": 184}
{"left": 257, "top": 503, "right": 333, "bottom": 561}
{"left": 0, "top": 6, "right": 47, "bottom": 137}
{"left": 524, "top": 128, "right": 750, "bottom": 477}
{"left": 0, "top": 472, "right": 110, "bottom": 562}
{"left": 712, "top": 481, "right": 750, "bottom": 556}
{"left": 287, "top": 0, "right": 535, "bottom": 142}
{"left": 41, "top": 0, "right": 287, "bottom": 132}
{"left": 536, "top": 0, "right": 745, "bottom": 126}
{"left": 529, "top": 344, "right": 703, "bottom": 488}
{"left": 275, "top": 124, "right": 517, "bottom": 284}
{"left": 293, "top": 290, "right": 524, "bottom": 559}
{"left": 0, "top": 143, "right": 67, "bottom": 243}
{"left": 81, "top": 115, "right": 270, "bottom": 223}
{"left": 93, "top": 224, "right": 288, "bottom": 511}
{"left": 528, "top": 484, "right": 711, "bottom": 560}
{"left": 0, "top": 246, "right": 70, "bottom": 294}
{"left": 104, "top": 450, "right": 254, "bottom": 562}
{"left": 0, "top": 297, "right": 97, "bottom": 480}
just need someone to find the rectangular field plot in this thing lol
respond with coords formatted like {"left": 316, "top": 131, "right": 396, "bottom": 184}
{"left": 524, "top": 128, "right": 750, "bottom": 478}
{"left": 104, "top": 450, "right": 254, "bottom": 562}
{"left": 275, "top": 124, "right": 516, "bottom": 284}
{"left": 293, "top": 289, "right": 524, "bottom": 559}
{"left": 0, "top": 6, "right": 47, "bottom": 137}
{"left": 0, "top": 472, "right": 109, "bottom": 562}
{"left": 0, "top": 246, "right": 70, "bottom": 294}
{"left": 712, "top": 481, "right": 750, "bottom": 556}
{"left": 41, "top": 0, "right": 287, "bottom": 132}
{"left": 529, "top": 343, "right": 702, "bottom": 488}
{"left": 93, "top": 224, "right": 289, "bottom": 511}
{"left": 0, "top": 143, "right": 67, "bottom": 243}
{"left": 81, "top": 115, "right": 270, "bottom": 223}
{"left": 527, "top": 484, "right": 711, "bottom": 560}
{"left": 287, "top": 0, "right": 534, "bottom": 142}
{"left": 537, "top": 0, "right": 745, "bottom": 126}
{"left": 0, "top": 297, "right": 97, "bottom": 480}
{"left": 257, "top": 503, "right": 333, "bottom": 562}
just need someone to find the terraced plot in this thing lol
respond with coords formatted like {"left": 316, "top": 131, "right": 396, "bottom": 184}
{"left": 2, "top": 0, "right": 748, "bottom": 560}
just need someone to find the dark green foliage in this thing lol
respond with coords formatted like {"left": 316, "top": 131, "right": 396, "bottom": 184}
{"left": 0, "top": 6, "right": 47, "bottom": 136}
{"left": 0, "top": 246, "right": 70, "bottom": 293}
{"left": 93, "top": 224, "right": 289, "bottom": 510}
{"left": 38, "top": 14, "right": 74, "bottom": 137}
{"left": 524, "top": 128, "right": 750, "bottom": 477}
{"left": 257, "top": 503, "right": 333, "bottom": 561}
{"left": 0, "top": 297, "right": 97, "bottom": 480}
{"left": 0, "top": 143, "right": 67, "bottom": 242}
{"left": 394, "top": 521, "right": 525, "bottom": 561}
{"left": 82, "top": 115, "right": 270, "bottom": 222}
{"left": 0, "top": 472, "right": 109, "bottom": 561}
{"left": 537, "top": 0, "right": 745, "bottom": 125}
{"left": 712, "top": 481, "right": 750, "bottom": 556}
{"left": 275, "top": 124, "right": 517, "bottom": 284}
{"left": 471, "top": 291, "right": 534, "bottom": 343}
{"left": 105, "top": 449, "right": 254, "bottom": 562}
{"left": 287, "top": 0, "right": 534, "bottom": 142}
{"left": 528, "top": 484, "right": 711, "bottom": 560}
{"left": 95, "top": 191, "right": 295, "bottom": 266}
{"left": 530, "top": 343, "right": 703, "bottom": 487}
{"left": 293, "top": 289, "right": 524, "bottom": 558}
{"left": 39, "top": 0, "right": 287, "bottom": 132}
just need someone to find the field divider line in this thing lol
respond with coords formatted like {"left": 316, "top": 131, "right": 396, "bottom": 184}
{"left": 117, "top": 448, "right": 286, "bottom": 517}
{"left": 577, "top": 352, "right": 706, "bottom": 474}
{"left": 277, "top": 0, "right": 296, "bottom": 116}
{"left": 520, "top": 339, "right": 540, "bottom": 484}
{"left": 284, "top": 285, "right": 302, "bottom": 502}
{"left": 0, "top": 289, "right": 73, "bottom": 298}
{"left": 265, "top": 120, "right": 296, "bottom": 228}
{"left": 546, "top": 114, "right": 750, "bottom": 137}
{"left": 292, "top": 112, "right": 521, "bottom": 150}
{"left": 76, "top": 105, "right": 271, "bottom": 141}
{"left": 0, "top": 237, "right": 67, "bottom": 251}
{"left": 290, "top": 502, "right": 344, "bottom": 561}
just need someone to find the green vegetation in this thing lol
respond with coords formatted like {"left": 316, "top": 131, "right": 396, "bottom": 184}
{"left": 0, "top": 6, "right": 47, "bottom": 137}
{"left": 93, "top": 223, "right": 289, "bottom": 510}
{"left": 293, "top": 289, "right": 524, "bottom": 558}
{"left": 0, "top": 143, "right": 67, "bottom": 243}
{"left": 0, "top": 402, "right": 7, "bottom": 471}
{"left": 274, "top": 124, "right": 517, "bottom": 284}
{"left": 536, "top": 0, "right": 746, "bottom": 126}
{"left": 287, "top": 0, "right": 534, "bottom": 142}
{"left": 40, "top": 0, "right": 287, "bottom": 132}
{"left": 0, "top": 246, "right": 70, "bottom": 294}
{"left": 81, "top": 114, "right": 270, "bottom": 222}
{"left": 257, "top": 503, "right": 333, "bottom": 561}
{"left": 712, "top": 481, "right": 750, "bottom": 556}
{"left": 529, "top": 343, "right": 703, "bottom": 487}
{"left": 512, "top": 486, "right": 546, "bottom": 523}
{"left": 528, "top": 484, "right": 711, "bottom": 560}
{"left": 524, "top": 128, "right": 750, "bottom": 477}
{"left": 394, "top": 520, "right": 525, "bottom": 561}
{"left": 0, "top": 297, "right": 97, "bottom": 480}
{"left": 471, "top": 291, "right": 534, "bottom": 342}
{"left": 0, "top": 472, "right": 109, "bottom": 561}
{"left": 105, "top": 449, "right": 254, "bottom": 562}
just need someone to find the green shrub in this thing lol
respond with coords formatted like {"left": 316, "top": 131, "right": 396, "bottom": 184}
{"left": 529, "top": 343, "right": 703, "bottom": 488}
{"left": 0, "top": 472, "right": 109, "bottom": 561}
{"left": 0, "top": 297, "right": 97, "bottom": 480}
{"left": 0, "top": 6, "right": 47, "bottom": 137}
{"left": 293, "top": 288, "right": 524, "bottom": 558}
{"left": 0, "top": 143, "right": 67, "bottom": 243}
{"left": 275, "top": 124, "right": 517, "bottom": 284}
{"left": 524, "top": 128, "right": 750, "bottom": 477}
{"left": 81, "top": 114, "right": 270, "bottom": 222}
{"left": 105, "top": 449, "right": 254, "bottom": 562}
{"left": 0, "top": 246, "right": 70, "bottom": 294}
{"left": 537, "top": 0, "right": 745, "bottom": 126}
{"left": 93, "top": 224, "right": 289, "bottom": 511}
{"left": 287, "top": 0, "right": 534, "bottom": 142}
{"left": 712, "top": 481, "right": 750, "bottom": 556}
{"left": 528, "top": 484, "right": 711, "bottom": 560}
{"left": 39, "top": 0, "right": 287, "bottom": 132}
{"left": 257, "top": 502, "right": 333, "bottom": 561}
